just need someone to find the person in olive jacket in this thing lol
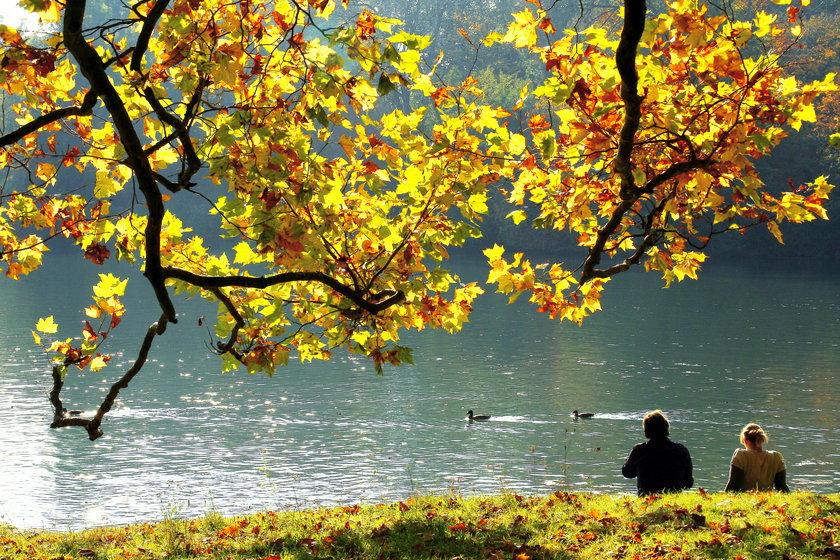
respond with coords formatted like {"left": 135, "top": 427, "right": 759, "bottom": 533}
{"left": 622, "top": 409, "right": 694, "bottom": 496}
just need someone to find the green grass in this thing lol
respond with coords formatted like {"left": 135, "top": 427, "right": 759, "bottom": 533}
{"left": 1, "top": 491, "right": 839, "bottom": 559}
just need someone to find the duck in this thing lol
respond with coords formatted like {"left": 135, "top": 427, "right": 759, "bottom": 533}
{"left": 467, "top": 410, "right": 491, "bottom": 421}
{"left": 572, "top": 410, "right": 594, "bottom": 418}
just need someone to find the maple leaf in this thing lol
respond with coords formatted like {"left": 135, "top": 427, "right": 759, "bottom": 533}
{"left": 356, "top": 10, "right": 375, "bottom": 40}
{"left": 84, "top": 243, "right": 111, "bottom": 265}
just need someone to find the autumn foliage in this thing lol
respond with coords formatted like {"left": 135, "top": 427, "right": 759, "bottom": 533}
{"left": 1, "top": 491, "right": 838, "bottom": 559}
{"left": 482, "top": 0, "right": 836, "bottom": 322}
{"left": 0, "top": 0, "right": 835, "bottom": 437}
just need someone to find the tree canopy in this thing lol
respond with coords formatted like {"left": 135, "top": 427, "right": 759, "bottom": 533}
{"left": 0, "top": 0, "right": 834, "bottom": 439}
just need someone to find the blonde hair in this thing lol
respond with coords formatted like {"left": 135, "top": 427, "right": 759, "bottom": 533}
{"left": 740, "top": 423, "right": 768, "bottom": 446}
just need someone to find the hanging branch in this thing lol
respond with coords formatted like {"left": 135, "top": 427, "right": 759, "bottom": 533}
{"left": 50, "top": 315, "right": 169, "bottom": 441}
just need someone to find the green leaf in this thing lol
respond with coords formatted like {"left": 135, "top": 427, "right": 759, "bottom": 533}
{"left": 389, "top": 31, "right": 432, "bottom": 51}
{"left": 377, "top": 73, "right": 395, "bottom": 96}
{"left": 539, "top": 135, "right": 556, "bottom": 159}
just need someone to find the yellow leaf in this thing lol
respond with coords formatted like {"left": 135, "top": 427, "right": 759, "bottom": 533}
{"left": 90, "top": 355, "right": 109, "bottom": 371}
{"left": 85, "top": 305, "right": 103, "bottom": 318}
{"left": 504, "top": 9, "right": 539, "bottom": 48}
{"left": 98, "top": 296, "right": 125, "bottom": 316}
{"left": 767, "top": 221, "right": 784, "bottom": 243}
{"left": 233, "top": 241, "right": 259, "bottom": 265}
{"left": 791, "top": 103, "right": 816, "bottom": 126}
{"left": 36, "top": 316, "right": 59, "bottom": 334}
{"left": 483, "top": 244, "right": 506, "bottom": 262}
{"left": 753, "top": 11, "right": 777, "bottom": 38}
{"left": 94, "top": 170, "right": 122, "bottom": 198}
{"left": 36, "top": 163, "right": 56, "bottom": 183}
{"left": 397, "top": 166, "right": 424, "bottom": 195}
{"left": 92, "top": 273, "right": 128, "bottom": 298}
{"left": 513, "top": 85, "right": 529, "bottom": 111}
{"left": 507, "top": 209, "right": 528, "bottom": 224}
{"left": 412, "top": 74, "right": 436, "bottom": 96}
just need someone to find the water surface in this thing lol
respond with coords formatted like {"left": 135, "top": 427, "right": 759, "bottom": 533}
{"left": 0, "top": 255, "right": 838, "bottom": 530}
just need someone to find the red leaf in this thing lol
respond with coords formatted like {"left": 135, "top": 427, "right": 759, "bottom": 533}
{"left": 62, "top": 147, "right": 81, "bottom": 167}
{"left": 84, "top": 243, "right": 111, "bottom": 265}
{"left": 362, "top": 160, "right": 381, "bottom": 174}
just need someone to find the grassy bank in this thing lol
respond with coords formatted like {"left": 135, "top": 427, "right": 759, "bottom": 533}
{"left": 1, "top": 491, "right": 838, "bottom": 559}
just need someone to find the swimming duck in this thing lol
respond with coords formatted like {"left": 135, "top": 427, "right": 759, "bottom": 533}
{"left": 467, "top": 410, "right": 491, "bottom": 421}
{"left": 572, "top": 410, "right": 594, "bottom": 418}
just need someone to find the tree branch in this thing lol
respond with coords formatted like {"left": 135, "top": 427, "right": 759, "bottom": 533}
{"left": 50, "top": 315, "right": 169, "bottom": 440}
{"left": 63, "top": 0, "right": 177, "bottom": 323}
{"left": 129, "top": 0, "right": 171, "bottom": 73}
{"left": 579, "top": 0, "right": 647, "bottom": 284}
{"left": 162, "top": 266, "right": 406, "bottom": 315}
{"left": 141, "top": 77, "right": 208, "bottom": 191}
{"left": 209, "top": 287, "right": 245, "bottom": 358}
{"left": 614, "top": 0, "right": 647, "bottom": 201}
{"left": 0, "top": 91, "right": 98, "bottom": 148}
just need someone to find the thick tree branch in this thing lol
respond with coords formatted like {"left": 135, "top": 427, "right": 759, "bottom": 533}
{"left": 614, "top": 0, "right": 647, "bottom": 201}
{"left": 162, "top": 266, "right": 406, "bottom": 315}
{"left": 579, "top": 0, "right": 646, "bottom": 284}
{"left": 129, "top": 0, "right": 171, "bottom": 73}
{"left": 63, "top": 0, "right": 177, "bottom": 323}
{"left": 643, "top": 159, "right": 711, "bottom": 194}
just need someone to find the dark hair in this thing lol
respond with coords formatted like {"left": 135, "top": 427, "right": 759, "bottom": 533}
{"left": 740, "top": 423, "right": 768, "bottom": 445}
{"left": 643, "top": 410, "right": 670, "bottom": 439}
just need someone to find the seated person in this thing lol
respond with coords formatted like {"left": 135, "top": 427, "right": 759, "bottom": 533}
{"left": 622, "top": 410, "right": 693, "bottom": 496}
{"left": 724, "top": 423, "right": 789, "bottom": 492}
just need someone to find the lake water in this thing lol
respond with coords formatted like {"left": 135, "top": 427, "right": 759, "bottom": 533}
{"left": 0, "top": 254, "right": 838, "bottom": 531}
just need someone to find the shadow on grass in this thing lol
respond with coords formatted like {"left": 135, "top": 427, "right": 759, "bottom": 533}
{"left": 244, "top": 515, "right": 557, "bottom": 560}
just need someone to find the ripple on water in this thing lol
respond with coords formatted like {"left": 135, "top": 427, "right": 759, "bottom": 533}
{"left": 2, "top": 261, "right": 840, "bottom": 530}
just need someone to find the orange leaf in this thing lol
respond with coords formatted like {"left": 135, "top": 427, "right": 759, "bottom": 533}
{"left": 219, "top": 523, "right": 241, "bottom": 537}
{"left": 356, "top": 10, "right": 375, "bottom": 40}
{"left": 538, "top": 17, "right": 556, "bottom": 34}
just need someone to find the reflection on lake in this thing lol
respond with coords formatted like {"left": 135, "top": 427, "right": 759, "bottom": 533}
{"left": 0, "top": 255, "right": 838, "bottom": 530}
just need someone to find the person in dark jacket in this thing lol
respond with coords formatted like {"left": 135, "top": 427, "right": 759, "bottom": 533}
{"left": 622, "top": 409, "right": 693, "bottom": 496}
